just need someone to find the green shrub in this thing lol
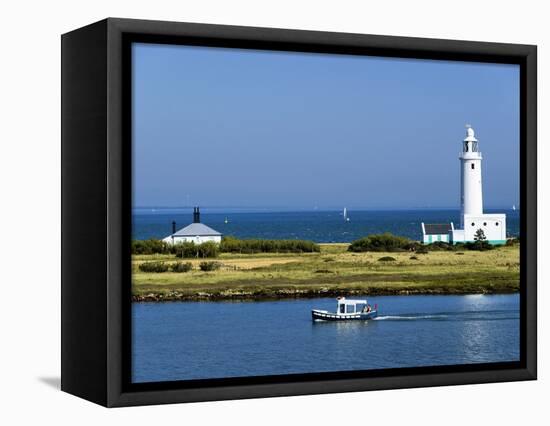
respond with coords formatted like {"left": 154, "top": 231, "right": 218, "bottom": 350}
{"left": 220, "top": 236, "right": 320, "bottom": 254}
{"left": 173, "top": 241, "right": 219, "bottom": 258}
{"left": 465, "top": 229, "right": 494, "bottom": 251}
{"left": 314, "top": 269, "right": 334, "bottom": 274}
{"left": 464, "top": 240, "right": 494, "bottom": 251}
{"left": 197, "top": 241, "right": 220, "bottom": 258}
{"left": 138, "top": 261, "right": 169, "bottom": 273}
{"left": 404, "top": 241, "right": 423, "bottom": 251}
{"left": 172, "top": 242, "right": 198, "bottom": 258}
{"left": 348, "top": 233, "right": 413, "bottom": 252}
{"left": 506, "top": 237, "right": 520, "bottom": 246}
{"left": 199, "top": 261, "right": 222, "bottom": 271}
{"left": 171, "top": 262, "right": 193, "bottom": 273}
{"left": 409, "top": 255, "right": 419, "bottom": 260}
{"left": 378, "top": 256, "right": 397, "bottom": 262}
{"left": 425, "top": 241, "right": 456, "bottom": 251}
{"left": 474, "top": 228, "right": 487, "bottom": 242}
{"left": 422, "top": 240, "right": 496, "bottom": 252}
{"left": 132, "top": 239, "right": 170, "bottom": 255}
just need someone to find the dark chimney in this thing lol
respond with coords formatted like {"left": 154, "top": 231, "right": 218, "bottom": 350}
{"left": 193, "top": 207, "right": 200, "bottom": 223}
{"left": 172, "top": 221, "right": 176, "bottom": 234}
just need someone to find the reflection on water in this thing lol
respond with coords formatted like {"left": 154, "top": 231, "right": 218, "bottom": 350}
{"left": 132, "top": 294, "right": 520, "bottom": 383}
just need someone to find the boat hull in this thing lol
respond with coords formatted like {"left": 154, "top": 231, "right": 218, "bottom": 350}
{"left": 311, "top": 309, "right": 378, "bottom": 321}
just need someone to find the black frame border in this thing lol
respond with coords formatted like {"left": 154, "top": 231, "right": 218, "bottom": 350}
{"left": 62, "top": 18, "right": 537, "bottom": 407}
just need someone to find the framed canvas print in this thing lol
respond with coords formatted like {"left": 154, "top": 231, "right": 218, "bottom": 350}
{"left": 61, "top": 18, "right": 537, "bottom": 407}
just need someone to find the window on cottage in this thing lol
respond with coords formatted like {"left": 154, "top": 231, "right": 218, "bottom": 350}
{"left": 496, "top": 222, "right": 500, "bottom": 226}
{"left": 471, "top": 222, "right": 475, "bottom": 226}
{"left": 471, "top": 163, "right": 475, "bottom": 170}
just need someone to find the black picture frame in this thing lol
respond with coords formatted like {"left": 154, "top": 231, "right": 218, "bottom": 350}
{"left": 61, "top": 17, "right": 537, "bottom": 407}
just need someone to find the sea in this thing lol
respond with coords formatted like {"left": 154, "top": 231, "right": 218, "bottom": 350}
{"left": 132, "top": 208, "right": 520, "bottom": 242}
{"left": 132, "top": 294, "right": 520, "bottom": 383}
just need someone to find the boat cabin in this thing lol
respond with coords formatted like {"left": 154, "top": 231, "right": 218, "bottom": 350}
{"left": 337, "top": 297, "right": 371, "bottom": 314}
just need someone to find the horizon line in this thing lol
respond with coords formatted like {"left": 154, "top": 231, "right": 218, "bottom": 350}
{"left": 133, "top": 205, "right": 519, "bottom": 211}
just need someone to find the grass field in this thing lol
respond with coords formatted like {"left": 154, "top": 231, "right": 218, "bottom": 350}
{"left": 131, "top": 243, "right": 520, "bottom": 301}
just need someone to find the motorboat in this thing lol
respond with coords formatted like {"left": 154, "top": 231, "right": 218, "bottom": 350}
{"left": 312, "top": 297, "right": 378, "bottom": 321}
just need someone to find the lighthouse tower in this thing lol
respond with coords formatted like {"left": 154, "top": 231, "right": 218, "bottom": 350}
{"left": 459, "top": 125, "right": 483, "bottom": 228}
{"left": 449, "top": 125, "right": 507, "bottom": 244}
{"left": 422, "top": 125, "right": 507, "bottom": 245}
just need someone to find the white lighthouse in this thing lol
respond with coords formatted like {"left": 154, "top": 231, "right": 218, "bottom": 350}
{"left": 460, "top": 125, "right": 483, "bottom": 227}
{"left": 422, "top": 125, "right": 507, "bottom": 245}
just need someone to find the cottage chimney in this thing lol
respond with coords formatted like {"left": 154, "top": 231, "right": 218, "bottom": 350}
{"left": 172, "top": 221, "right": 176, "bottom": 234}
{"left": 193, "top": 207, "right": 201, "bottom": 223}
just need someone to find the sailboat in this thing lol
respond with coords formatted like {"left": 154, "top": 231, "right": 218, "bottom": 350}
{"left": 224, "top": 217, "right": 229, "bottom": 224}
{"left": 512, "top": 205, "right": 516, "bottom": 211}
{"left": 343, "top": 207, "right": 350, "bottom": 222}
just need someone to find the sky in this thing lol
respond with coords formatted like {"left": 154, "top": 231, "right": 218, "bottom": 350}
{"left": 132, "top": 43, "right": 519, "bottom": 210}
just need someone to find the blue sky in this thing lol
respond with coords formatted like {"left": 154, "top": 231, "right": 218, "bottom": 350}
{"left": 132, "top": 43, "right": 519, "bottom": 210}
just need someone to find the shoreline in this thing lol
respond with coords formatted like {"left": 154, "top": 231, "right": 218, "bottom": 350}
{"left": 132, "top": 287, "right": 519, "bottom": 302}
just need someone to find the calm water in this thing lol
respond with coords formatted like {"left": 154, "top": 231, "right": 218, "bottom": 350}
{"left": 132, "top": 294, "right": 519, "bottom": 383}
{"left": 133, "top": 208, "right": 520, "bottom": 242}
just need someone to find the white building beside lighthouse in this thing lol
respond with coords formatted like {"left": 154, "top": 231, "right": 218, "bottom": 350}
{"left": 422, "top": 126, "right": 507, "bottom": 245}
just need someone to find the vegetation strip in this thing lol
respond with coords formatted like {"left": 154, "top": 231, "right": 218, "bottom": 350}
{"left": 132, "top": 242, "right": 519, "bottom": 301}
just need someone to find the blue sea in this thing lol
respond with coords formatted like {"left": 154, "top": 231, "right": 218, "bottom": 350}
{"left": 133, "top": 208, "right": 519, "bottom": 242}
{"left": 132, "top": 294, "right": 520, "bottom": 383}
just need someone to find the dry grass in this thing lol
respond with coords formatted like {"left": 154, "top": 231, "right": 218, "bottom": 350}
{"left": 131, "top": 243, "right": 520, "bottom": 299}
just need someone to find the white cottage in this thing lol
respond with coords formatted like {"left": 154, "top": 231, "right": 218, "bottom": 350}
{"left": 421, "top": 126, "right": 507, "bottom": 245}
{"left": 163, "top": 207, "right": 222, "bottom": 245}
{"left": 421, "top": 223, "right": 453, "bottom": 244}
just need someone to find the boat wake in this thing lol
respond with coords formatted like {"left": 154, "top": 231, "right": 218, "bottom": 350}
{"left": 373, "top": 314, "right": 448, "bottom": 321}
{"left": 373, "top": 309, "right": 518, "bottom": 322}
